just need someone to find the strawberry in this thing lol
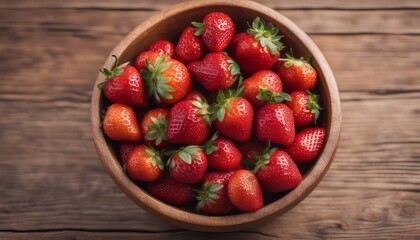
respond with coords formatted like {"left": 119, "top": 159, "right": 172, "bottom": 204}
{"left": 273, "top": 50, "right": 317, "bottom": 91}
{"left": 233, "top": 17, "right": 284, "bottom": 75}
{"left": 134, "top": 51, "right": 163, "bottom": 71}
{"left": 126, "top": 145, "right": 164, "bottom": 182}
{"left": 119, "top": 141, "right": 141, "bottom": 164}
{"left": 213, "top": 89, "right": 254, "bottom": 142}
{"left": 254, "top": 103, "right": 295, "bottom": 145}
{"left": 196, "top": 172, "right": 234, "bottom": 214}
{"left": 188, "top": 52, "right": 240, "bottom": 92}
{"left": 147, "top": 39, "right": 175, "bottom": 58}
{"left": 235, "top": 138, "right": 265, "bottom": 161}
{"left": 102, "top": 103, "right": 141, "bottom": 141}
{"left": 147, "top": 176, "right": 193, "bottom": 205}
{"left": 182, "top": 90, "right": 206, "bottom": 102}
{"left": 242, "top": 70, "right": 291, "bottom": 109}
{"left": 140, "top": 55, "right": 192, "bottom": 105}
{"left": 167, "top": 98, "right": 211, "bottom": 145}
{"left": 140, "top": 108, "right": 169, "bottom": 149}
{"left": 284, "top": 127, "right": 326, "bottom": 164}
{"left": 203, "top": 133, "right": 242, "bottom": 171}
{"left": 98, "top": 55, "right": 148, "bottom": 107}
{"left": 192, "top": 12, "right": 235, "bottom": 52}
{"left": 167, "top": 145, "right": 208, "bottom": 184}
{"left": 253, "top": 147, "right": 302, "bottom": 193}
{"left": 229, "top": 32, "right": 247, "bottom": 57}
{"left": 286, "top": 90, "right": 322, "bottom": 127}
{"left": 175, "top": 26, "right": 206, "bottom": 64}
{"left": 227, "top": 169, "right": 263, "bottom": 212}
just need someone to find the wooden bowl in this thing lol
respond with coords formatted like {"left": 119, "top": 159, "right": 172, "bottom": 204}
{"left": 91, "top": 0, "right": 341, "bottom": 232}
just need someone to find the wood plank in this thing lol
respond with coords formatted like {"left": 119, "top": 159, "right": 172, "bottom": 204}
{"left": 0, "top": 0, "right": 419, "bottom": 10}
{"left": 1, "top": 8, "right": 419, "bottom": 36}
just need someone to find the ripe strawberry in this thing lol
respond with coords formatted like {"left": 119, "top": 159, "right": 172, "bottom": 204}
{"left": 286, "top": 90, "right": 322, "bottom": 127}
{"left": 147, "top": 39, "right": 175, "bottom": 58}
{"left": 192, "top": 12, "right": 235, "bottom": 52}
{"left": 284, "top": 127, "right": 326, "bottom": 164}
{"left": 140, "top": 55, "right": 192, "bottom": 105}
{"left": 233, "top": 17, "right": 284, "bottom": 75}
{"left": 242, "top": 70, "right": 290, "bottom": 109}
{"left": 102, "top": 103, "right": 141, "bottom": 141}
{"left": 196, "top": 172, "right": 234, "bottom": 214}
{"left": 126, "top": 145, "right": 164, "bottom": 182}
{"left": 213, "top": 89, "right": 254, "bottom": 142}
{"left": 167, "top": 98, "right": 211, "bottom": 145}
{"left": 140, "top": 108, "right": 169, "bottom": 149}
{"left": 175, "top": 26, "right": 206, "bottom": 64}
{"left": 235, "top": 138, "right": 265, "bottom": 161}
{"left": 254, "top": 103, "right": 295, "bottom": 145}
{"left": 188, "top": 52, "right": 240, "bottom": 92}
{"left": 273, "top": 51, "right": 317, "bottom": 91}
{"left": 182, "top": 90, "right": 206, "bottom": 102}
{"left": 119, "top": 141, "right": 141, "bottom": 164}
{"left": 227, "top": 170, "right": 263, "bottom": 212}
{"left": 229, "top": 32, "right": 247, "bottom": 57}
{"left": 167, "top": 145, "right": 208, "bottom": 184}
{"left": 147, "top": 176, "right": 193, "bottom": 205}
{"left": 253, "top": 147, "right": 302, "bottom": 193}
{"left": 134, "top": 51, "right": 163, "bottom": 71}
{"left": 98, "top": 55, "right": 148, "bottom": 107}
{"left": 203, "top": 133, "right": 242, "bottom": 171}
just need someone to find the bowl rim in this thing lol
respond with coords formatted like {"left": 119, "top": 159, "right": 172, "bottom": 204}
{"left": 90, "top": 0, "right": 341, "bottom": 231}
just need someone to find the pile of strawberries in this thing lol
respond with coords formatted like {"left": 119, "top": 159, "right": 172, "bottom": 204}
{"left": 99, "top": 12, "right": 326, "bottom": 214}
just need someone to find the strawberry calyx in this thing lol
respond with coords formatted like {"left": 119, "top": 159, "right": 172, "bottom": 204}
{"left": 145, "top": 115, "right": 168, "bottom": 145}
{"left": 211, "top": 87, "right": 244, "bottom": 122}
{"left": 194, "top": 181, "right": 223, "bottom": 212}
{"left": 140, "top": 56, "right": 174, "bottom": 103}
{"left": 145, "top": 146, "right": 165, "bottom": 170}
{"left": 306, "top": 90, "right": 323, "bottom": 124}
{"left": 202, "top": 132, "right": 219, "bottom": 155}
{"left": 97, "top": 54, "right": 130, "bottom": 90}
{"left": 256, "top": 87, "right": 292, "bottom": 104}
{"left": 253, "top": 143, "right": 276, "bottom": 173}
{"left": 190, "top": 97, "right": 212, "bottom": 125}
{"left": 191, "top": 21, "right": 204, "bottom": 36}
{"left": 279, "top": 49, "right": 313, "bottom": 69}
{"left": 247, "top": 17, "right": 284, "bottom": 55}
{"left": 167, "top": 145, "right": 202, "bottom": 168}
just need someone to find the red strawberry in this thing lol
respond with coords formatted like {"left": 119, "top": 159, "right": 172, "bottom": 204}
{"left": 286, "top": 90, "right": 322, "bottom": 127}
{"left": 182, "top": 90, "right": 206, "bottom": 102}
{"left": 254, "top": 147, "right": 302, "bottom": 193}
{"left": 175, "top": 26, "right": 206, "bottom": 64}
{"left": 167, "top": 145, "right": 208, "bottom": 184}
{"left": 254, "top": 103, "right": 295, "bottom": 145}
{"left": 119, "top": 141, "right": 141, "bottom": 164}
{"left": 243, "top": 70, "right": 290, "bottom": 109}
{"left": 134, "top": 51, "right": 163, "bottom": 72}
{"left": 102, "top": 103, "right": 141, "bottom": 141}
{"left": 147, "top": 176, "right": 193, "bottom": 205}
{"left": 139, "top": 55, "right": 192, "bottom": 105}
{"left": 227, "top": 170, "right": 263, "bottom": 212}
{"left": 192, "top": 12, "right": 235, "bottom": 52}
{"left": 213, "top": 90, "right": 253, "bottom": 142}
{"left": 273, "top": 51, "right": 317, "bottom": 91}
{"left": 188, "top": 52, "right": 240, "bottom": 92}
{"left": 126, "top": 145, "right": 164, "bottom": 182}
{"left": 235, "top": 138, "right": 265, "bottom": 161}
{"left": 233, "top": 17, "right": 284, "bottom": 75}
{"left": 203, "top": 133, "right": 242, "bottom": 171}
{"left": 196, "top": 172, "right": 234, "bottom": 214}
{"left": 284, "top": 127, "right": 326, "bottom": 164}
{"left": 167, "top": 98, "right": 211, "bottom": 145}
{"left": 147, "top": 39, "right": 175, "bottom": 58}
{"left": 229, "top": 32, "right": 247, "bottom": 57}
{"left": 98, "top": 55, "right": 148, "bottom": 107}
{"left": 140, "top": 108, "right": 169, "bottom": 149}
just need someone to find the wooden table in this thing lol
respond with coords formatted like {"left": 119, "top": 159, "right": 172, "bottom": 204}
{"left": 1, "top": 0, "right": 419, "bottom": 239}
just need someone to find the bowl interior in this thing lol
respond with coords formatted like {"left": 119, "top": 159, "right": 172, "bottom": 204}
{"left": 92, "top": 0, "right": 340, "bottom": 232}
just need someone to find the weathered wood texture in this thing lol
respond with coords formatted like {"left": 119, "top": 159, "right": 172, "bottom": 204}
{"left": 0, "top": 0, "right": 419, "bottom": 239}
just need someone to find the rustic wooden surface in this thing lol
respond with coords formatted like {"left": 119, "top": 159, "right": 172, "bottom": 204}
{"left": 0, "top": 0, "right": 419, "bottom": 239}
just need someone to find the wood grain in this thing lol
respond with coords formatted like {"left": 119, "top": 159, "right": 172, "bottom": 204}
{"left": 0, "top": 0, "right": 419, "bottom": 238}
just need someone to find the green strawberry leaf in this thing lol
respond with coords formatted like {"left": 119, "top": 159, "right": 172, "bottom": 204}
{"left": 141, "top": 56, "right": 175, "bottom": 103}
{"left": 195, "top": 182, "right": 223, "bottom": 212}
{"left": 306, "top": 90, "right": 323, "bottom": 124}
{"left": 97, "top": 54, "right": 130, "bottom": 90}
{"left": 192, "top": 21, "right": 204, "bottom": 36}
{"left": 247, "top": 17, "right": 284, "bottom": 55}
{"left": 279, "top": 49, "right": 314, "bottom": 69}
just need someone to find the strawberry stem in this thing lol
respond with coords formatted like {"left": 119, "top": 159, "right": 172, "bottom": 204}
{"left": 145, "top": 115, "right": 168, "bottom": 145}
{"left": 195, "top": 182, "right": 223, "bottom": 212}
{"left": 247, "top": 17, "right": 284, "bottom": 55}
{"left": 256, "top": 87, "right": 291, "bottom": 104}
{"left": 306, "top": 90, "right": 323, "bottom": 124}
{"left": 140, "top": 56, "right": 174, "bottom": 103}
{"left": 97, "top": 54, "right": 130, "bottom": 90}
{"left": 192, "top": 22, "right": 204, "bottom": 36}
{"left": 278, "top": 49, "right": 314, "bottom": 69}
